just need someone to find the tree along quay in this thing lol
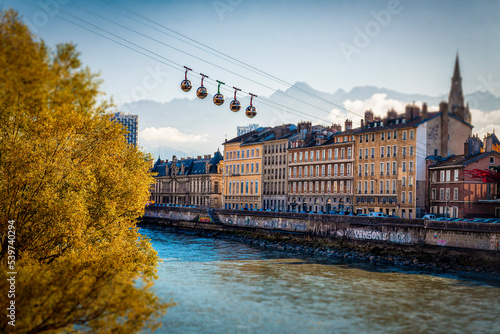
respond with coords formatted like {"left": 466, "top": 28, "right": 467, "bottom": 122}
{"left": 141, "top": 206, "right": 500, "bottom": 275}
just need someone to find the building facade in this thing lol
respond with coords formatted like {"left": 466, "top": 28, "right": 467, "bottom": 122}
{"left": 427, "top": 135, "right": 500, "bottom": 218}
{"left": 150, "top": 152, "right": 223, "bottom": 208}
{"left": 111, "top": 112, "right": 138, "bottom": 146}
{"left": 222, "top": 129, "right": 266, "bottom": 210}
{"left": 287, "top": 120, "right": 355, "bottom": 213}
{"left": 237, "top": 123, "right": 260, "bottom": 137}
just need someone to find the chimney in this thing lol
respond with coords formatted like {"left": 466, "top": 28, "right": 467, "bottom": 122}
{"left": 387, "top": 108, "right": 397, "bottom": 119}
{"left": 361, "top": 119, "right": 364, "bottom": 128}
{"left": 439, "top": 102, "right": 448, "bottom": 113}
{"left": 197, "top": 155, "right": 202, "bottom": 159}
{"left": 421, "top": 103, "right": 428, "bottom": 120}
{"left": 405, "top": 104, "right": 420, "bottom": 121}
{"left": 332, "top": 123, "right": 342, "bottom": 132}
{"left": 345, "top": 119, "right": 352, "bottom": 130}
{"left": 484, "top": 133, "right": 493, "bottom": 152}
{"left": 464, "top": 135, "right": 483, "bottom": 157}
{"left": 364, "top": 110, "right": 374, "bottom": 124}
{"left": 464, "top": 140, "right": 470, "bottom": 157}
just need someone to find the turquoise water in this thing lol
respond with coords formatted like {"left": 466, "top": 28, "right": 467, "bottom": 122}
{"left": 141, "top": 227, "right": 500, "bottom": 334}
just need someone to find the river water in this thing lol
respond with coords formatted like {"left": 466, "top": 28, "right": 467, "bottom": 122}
{"left": 140, "top": 227, "right": 500, "bottom": 334}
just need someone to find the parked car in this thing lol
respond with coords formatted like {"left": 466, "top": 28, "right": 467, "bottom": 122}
{"left": 368, "top": 212, "right": 388, "bottom": 217}
{"left": 435, "top": 217, "right": 448, "bottom": 221}
{"left": 388, "top": 215, "right": 400, "bottom": 218}
{"left": 422, "top": 214, "right": 436, "bottom": 220}
{"left": 357, "top": 213, "right": 368, "bottom": 217}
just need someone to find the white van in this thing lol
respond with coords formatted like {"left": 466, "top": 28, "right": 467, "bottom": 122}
{"left": 368, "top": 212, "right": 388, "bottom": 217}
{"left": 422, "top": 214, "right": 436, "bottom": 220}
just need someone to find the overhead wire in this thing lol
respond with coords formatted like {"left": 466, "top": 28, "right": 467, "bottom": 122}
{"left": 27, "top": 0, "right": 435, "bottom": 159}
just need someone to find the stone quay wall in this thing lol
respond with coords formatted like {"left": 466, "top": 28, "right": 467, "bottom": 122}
{"left": 142, "top": 206, "right": 500, "bottom": 254}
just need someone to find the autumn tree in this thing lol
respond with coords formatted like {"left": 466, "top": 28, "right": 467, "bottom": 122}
{"left": 0, "top": 9, "right": 172, "bottom": 333}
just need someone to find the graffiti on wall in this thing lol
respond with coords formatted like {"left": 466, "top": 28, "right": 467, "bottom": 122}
{"left": 350, "top": 228, "right": 413, "bottom": 244}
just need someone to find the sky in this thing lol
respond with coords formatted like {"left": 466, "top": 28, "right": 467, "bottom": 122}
{"left": 4, "top": 0, "right": 500, "bottom": 156}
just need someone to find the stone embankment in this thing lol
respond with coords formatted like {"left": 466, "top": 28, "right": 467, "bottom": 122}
{"left": 141, "top": 206, "right": 500, "bottom": 275}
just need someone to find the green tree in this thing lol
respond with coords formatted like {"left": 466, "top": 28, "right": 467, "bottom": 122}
{"left": 0, "top": 9, "right": 173, "bottom": 333}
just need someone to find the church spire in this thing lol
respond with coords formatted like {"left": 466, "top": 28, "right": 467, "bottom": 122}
{"left": 448, "top": 53, "right": 465, "bottom": 115}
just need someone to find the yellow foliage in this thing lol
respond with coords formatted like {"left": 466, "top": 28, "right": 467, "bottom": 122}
{"left": 0, "top": 9, "right": 173, "bottom": 333}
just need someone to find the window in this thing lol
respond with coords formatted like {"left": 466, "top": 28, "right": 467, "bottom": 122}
{"left": 251, "top": 162, "right": 254, "bottom": 173}
{"left": 321, "top": 181, "right": 325, "bottom": 192}
{"left": 410, "top": 146, "right": 414, "bottom": 156}
{"left": 359, "top": 136, "right": 363, "bottom": 143}
{"left": 393, "top": 145, "right": 397, "bottom": 156}
{"left": 432, "top": 188, "right": 436, "bottom": 200}
{"left": 339, "top": 181, "right": 344, "bottom": 192}
{"left": 432, "top": 171, "right": 437, "bottom": 182}
{"left": 334, "top": 164, "right": 338, "bottom": 176}
{"left": 316, "top": 165, "right": 319, "bottom": 177}
{"left": 358, "top": 164, "right": 362, "bottom": 176}
{"left": 347, "top": 163, "right": 351, "bottom": 175}
{"left": 293, "top": 182, "right": 296, "bottom": 192}
{"left": 322, "top": 150, "right": 326, "bottom": 160}
{"left": 341, "top": 148, "right": 345, "bottom": 159}
{"left": 310, "top": 151, "right": 314, "bottom": 162}
{"left": 293, "top": 152, "right": 297, "bottom": 162}
{"left": 365, "top": 134, "right": 369, "bottom": 142}
{"left": 322, "top": 165, "right": 325, "bottom": 176}
{"left": 402, "top": 161, "right": 406, "bottom": 172}
{"left": 392, "top": 162, "right": 397, "bottom": 174}
{"left": 380, "top": 162, "right": 384, "bottom": 175}
{"left": 392, "top": 180, "right": 396, "bottom": 193}
{"left": 409, "top": 161, "right": 413, "bottom": 172}
{"left": 364, "top": 148, "right": 368, "bottom": 159}
{"left": 364, "top": 181, "right": 368, "bottom": 194}
{"left": 247, "top": 149, "right": 250, "bottom": 157}
{"left": 358, "top": 181, "right": 362, "bottom": 194}
{"left": 288, "top": 167, "right": 291, "bottom": 178}
{"left": 256, "top": 148, "right": 259, "bottom": 157}
{"left": 490, "top": 157, "right": 495, "bottom": 164}
{"left": 364, "top": 163, "right": 368, "bottom": 176}
{"left": 454, "top": 170, "right": 459, "bottom": 181}
{"left": 446, "top": 170, "right": 451, "bottom": 182}
{"left": 370, "top": 163, "right": 375, "bottom": 176}
{"left": 381, "top": 132, "right": 385, "bottom": 141}
{"left": 251, "top": 148, "right": 255, "bottom": 157}
{"left": 316, "top": 151, "right": 320, "bottom": 161}
{"left": 387, "top": 131, "right": 391, "bottom": 140}
{"left": 409, "top": 176, "right": 413, "bottom": 187}
{"left": 304, "top": 152, "right": 308, "bottom": 162}
{"left": 446, "top": 188, "right": 450, "bottom": 201}
{"left": 335, "top": 148, "right": 338, "bottom": 160}
{"left": 370, "top": 180, "right": 374, "bottom": 194}
{"left": 402, "top": 191, "right": 406, "bottom": 203}
{"left": 328, "top": 165, "right": 332, "bottom": 176}
{"left": 440, "top": 188, "right": 444, "bottom": 200}
{"left": 347, "top": 181, "right": 351, "bottom": 192}
{"left": 387, "top": 162, "right": 390, "bottom": 175}
{"left": 402, "top": 147, "right": 407, "bottom": 157}
{"left": 371, "top": 147, "right": 375, "bottom": 158}
{"left": 340, "top": 164, "right": 344, "bottom": 175}
{"left": 299, "top": 167, "right": 302, "bottom": 177}
{"left": 402, "top": 176, "right": 406, "bottom": 187}
{"left": 293, "top": 167, "right": 297, "bottom": 178}
{"left": 255, "top": 180, "right": 258, "bottom": 193}
{"left": 372, "top": 133, "right": 375, "bottom": 142}
{"left": 310, "top": 166, "right": 313, "bottom": 176}
{"left": 394, "top": 131, "right": 397, "bottom": 139}
{"left": 403, "top": 131, "right": 407, "bottom": 140}
{"left": 381, "top": 146, "right": 385, "bottom": 158}
{"left": 453, "top": 188, "right": 458, "bottom": 200}
{"left": 387, "top": 146, "right": 391, "bottom": 157}
{"left": 299, "top": 152, "right": 303, "bottom": 162}
{"left": 408, "top": 191, "right": 413, "bottom": 203}
{"left": 304, "top": 166, "right": 308, "bottom": 177}
{"left": 348, "top": 147, "right": 352, "bottom": 159}
{"left": 328, "top": 149, "right": 332, "bottom": 159}
{"left": 440, "top": 171, "right": 445, "bottom": 182}
{"left": 359, "top": 148, "right": 363, "bottom": 159}
{"left": 245, "top": 181, "right": 249, "bottom": 194}
{"left": 380, "top": 180, "right": 384, "bottom": 193}
{"left": 386, "top": 180, "right": 390, "bottom": 194}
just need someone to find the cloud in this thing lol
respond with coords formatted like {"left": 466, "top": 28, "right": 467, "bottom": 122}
{"left": 470, "top": 108, "right": 500, "bottom": 138}
{"left": 139, "top": 126, "right": 209, "bottom": 144}
{"left": 342, "top": 93, "right": 420, "bottom": 119}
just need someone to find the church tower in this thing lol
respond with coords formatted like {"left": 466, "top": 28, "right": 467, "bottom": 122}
{"left": 448, "top": 53, "right": 471, "bottom": 124}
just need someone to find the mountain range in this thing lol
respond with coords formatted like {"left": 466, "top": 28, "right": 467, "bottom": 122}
{"left": 121, "top": 82, "right": 500, "bottom": 159}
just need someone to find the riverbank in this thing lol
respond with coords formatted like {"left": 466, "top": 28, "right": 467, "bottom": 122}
{"left": 139, "top": 222, "right": 500, "bottom": 282}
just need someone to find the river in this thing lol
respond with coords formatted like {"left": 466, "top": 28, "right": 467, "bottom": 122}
{"left": 140, "top": 227, "right": 500, "bottom": 334}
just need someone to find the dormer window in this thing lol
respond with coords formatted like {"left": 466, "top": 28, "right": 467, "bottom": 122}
{"left": 490, "top": 157, "right": 495, "bottom": 164}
